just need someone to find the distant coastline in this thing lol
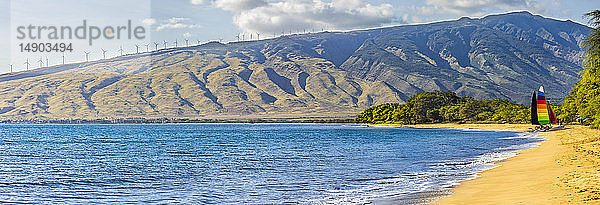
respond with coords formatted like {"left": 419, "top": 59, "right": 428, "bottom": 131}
{"left": 0, "top": 117, "right": 356, "bottom": 124}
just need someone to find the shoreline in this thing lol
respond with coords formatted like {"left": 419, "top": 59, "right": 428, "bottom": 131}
{"left": 377, "top": 123, "right": 599, "bottom": 204}
{"left": 374, "top": 124, "right": 540, "bottom": 204}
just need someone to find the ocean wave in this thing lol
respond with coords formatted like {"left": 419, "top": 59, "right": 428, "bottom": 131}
{"left": 499, "top": 132, "right": 542, "bottom": 140}
{"left": 315, "top": 131, "right": 543, "bottom": 204}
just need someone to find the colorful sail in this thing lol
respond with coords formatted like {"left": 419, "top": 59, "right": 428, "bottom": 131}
{"left": 531, "top": 86, "right": 557, "bottom": 125}
{"left": 548, "top": 103, "right": 557, "bottom": 124}
{"left": 531, "top": 90, "right": 538, "bottom": 125}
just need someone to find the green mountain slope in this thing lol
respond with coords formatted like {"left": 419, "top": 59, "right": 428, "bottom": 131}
{"left": 0, "top": 12, "right": 590, "bottom": 121}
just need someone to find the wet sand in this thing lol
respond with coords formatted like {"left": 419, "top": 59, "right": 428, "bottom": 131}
{"left": 377, "top": 124, "right": 600, "bottom": 204}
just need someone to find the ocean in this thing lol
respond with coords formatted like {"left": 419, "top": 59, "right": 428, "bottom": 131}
{"left": 0, "top": 124, "right": 541, "bottom": 204}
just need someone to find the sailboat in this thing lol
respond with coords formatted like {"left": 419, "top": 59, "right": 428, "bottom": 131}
{"left": 530, "top": 85, "right": 564, "bottom": 132}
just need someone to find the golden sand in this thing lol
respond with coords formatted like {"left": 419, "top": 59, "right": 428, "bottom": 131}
{"left": 377, "top": 124, "right": 600, "bottom": 204}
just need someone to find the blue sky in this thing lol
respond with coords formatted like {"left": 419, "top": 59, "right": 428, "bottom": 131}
{"left": 1, "top": 0, "right": 599, "bottom": 74}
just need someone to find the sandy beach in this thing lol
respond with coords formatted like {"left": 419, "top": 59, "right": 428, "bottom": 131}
{"left": 378, "top": 124, "right": 600, "bottom": 204}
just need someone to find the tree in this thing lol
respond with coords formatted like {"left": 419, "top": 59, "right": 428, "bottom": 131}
{"left": 355, "top": 103, "right": 399, "bottom": 123}
{"left": 404, "top": 91, "right": 461, "bottom": 123}
{"left": 560, "top": 10, "right": 600, "bottom": 128}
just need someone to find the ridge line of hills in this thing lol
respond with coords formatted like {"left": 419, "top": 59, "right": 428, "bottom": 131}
{"left": 0, "top": 11, "right": 591, "bottom": 121}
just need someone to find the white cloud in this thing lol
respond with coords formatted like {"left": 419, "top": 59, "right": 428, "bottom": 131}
{"left": 157, "top": 23, "right": 202, "bottom": 31}
{"left": 142, "top": 18, "right": 156, "bottom": 26}
{"left": 213, "top": 0, "right": 395, "bottom": 35}
{"left": 168, "top": 17, "right": 191, "bottom": 24}
{"left": 331, "top": 0, "right": 362, "bottom": 11}
{"left": 156, "top": 17, "right": 202, "bottom": 31}
{"left": 421, "top": 0, "right": 545, "bottom": 16}
{"left": 213, "top": 0, "right": 267, "bottom": 11}
{"left": 190, "top": 0, "right": 206, "bottom": 5}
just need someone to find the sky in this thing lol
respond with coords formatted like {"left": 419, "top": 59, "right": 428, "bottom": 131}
{"left": 0, "top": 0, "right": 599, "bottom": 74}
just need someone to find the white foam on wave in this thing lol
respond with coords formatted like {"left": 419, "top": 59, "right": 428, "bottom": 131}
{"left": 499, "top": 132, "right": 543, "bottom": 140}
{"left": 427, "top": 127, "right": 521, "bottom": 133}
{"left": 430, "top": 132, "right": 543, "bottom": 202}
{"left": 452, "top": 132, "right": 542, "bottom": 171}
{"left": 313, "top": 131, "right": 543, "bottom": 204}
{"left": 313, "top": 176, "right": 435, "bottom": 204}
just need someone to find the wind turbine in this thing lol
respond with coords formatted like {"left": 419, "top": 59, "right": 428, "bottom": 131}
{"left": 256, "top": 33, "right": 260, "bottom": 40}
{"left": 119, "top": 46, "right": 124, "bottom": 56}
{"left": 197, "top": 40, "right": 201, "bottom": 45}
{"left": 101, "top": 48, "right": 107, "bottom": 59}
{"left": 8, "top": 64, "right": 12, "bottom": 74}
{"left": 135, "top": 45, "right": 139, "bottom": 54}
{"left": 84, "top": 51, "right": 90, "bottom": 62}
{"left": 24, "top": 58, "right": 30, "bottom": 71}
{"left": 242, "top": 33, "right": 245, "bottom": 41}
{"left": 163, "top": 40, "right": 168, "bottom": 49}
{"left": 38, "top": 57, "right": 43, "bottom": 68}
{"left": 174, "top": 39, "right": 178, "bottom": 47}
{"left": 154, "top": 42, "right": 159, "bottom": 50}
{"left": 145, "top": 44, "right": 149, "bottom": 52}
{"left": 62, "top": 53, "right": 65, "bottom": 64}
{"left": 250, "top": 33, "right": 253, "bottom": 40}
{"left": 45, "top": 56, "right": 48, "bottom": 67}
{"left": 218, "top": 38, "right": 223, "bottom": 42}
{"left": 235, "top": 34, "right": 240, "bottom": 42}
{"left": 185, "top": 39, "right": 189, "bottom": 47}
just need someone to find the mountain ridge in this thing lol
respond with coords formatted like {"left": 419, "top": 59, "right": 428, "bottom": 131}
{"left": 0, "top": 11, "right": 591, "bottom": 121}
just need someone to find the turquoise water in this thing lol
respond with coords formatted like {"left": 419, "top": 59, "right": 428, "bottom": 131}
{"left": 0, "top": 124, "right": 540, "bottom": 204}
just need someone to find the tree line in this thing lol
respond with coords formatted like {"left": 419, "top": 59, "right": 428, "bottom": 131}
{"left": 556, "top": 10, "right": 600, "bottom": 128}
{"left": 355, "top": 91, "right": 529, "bottom": 124}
